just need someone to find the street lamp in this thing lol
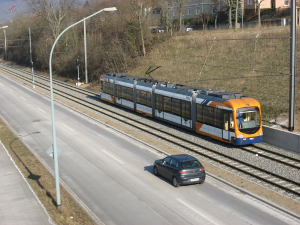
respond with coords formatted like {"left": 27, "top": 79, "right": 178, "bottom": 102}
{"left": 48, "top": 6, "right": 117, "bottom": 209}
{"left": 0, "top": 26, "right": 8, "bottom": 60}
{"left": 29, "top": 27, "right": 34, "bottom": 87}
{"left": 83, "top": 7, "right": 117, "bottom": 83}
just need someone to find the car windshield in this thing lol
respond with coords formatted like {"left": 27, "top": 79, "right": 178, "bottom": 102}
{"left": 181, "top": 160, "right": 202, "bottom": 169}
{"left": 236, "top": 107, "right": 260, "bottom": 134}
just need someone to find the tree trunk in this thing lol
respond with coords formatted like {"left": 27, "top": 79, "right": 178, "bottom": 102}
{"left": 258, "top": 4, "right": 261, "bottom": 27}
{"left": 235, "top": 0, "right": 238, "bottom": 30}
{"left": 228, "top": 6, "right": 232, "bottom": 29}
{"left": 138, "top": 15, "right": 146, "bottom": 56}
{"left": 179, "top": 9, "right": 182, "bottom": 31}
{"left": 215, "top": 14, "right": 218, "bottom": 29}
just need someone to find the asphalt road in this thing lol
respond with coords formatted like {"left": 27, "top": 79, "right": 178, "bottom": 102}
{"left": 0, "top": 73, "right": 299, "bottom": 225}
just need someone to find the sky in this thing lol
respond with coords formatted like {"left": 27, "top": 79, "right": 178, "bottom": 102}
{"left": 0, "top": 0, "right": 26, "bottom": 23}
{"left": 0, "top": 0, "right": 88, "bottom": 24}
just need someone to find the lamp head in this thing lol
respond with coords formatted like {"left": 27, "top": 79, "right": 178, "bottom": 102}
{"left": 0, "top": 26, "right": 8, "bottom": 29}
{"left": 103, "top": 7, "right": 117, "bottom": 12}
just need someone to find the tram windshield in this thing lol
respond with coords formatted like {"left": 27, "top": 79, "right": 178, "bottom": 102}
{"left": 236, "top": 107, "right": 260, "bottom": 134}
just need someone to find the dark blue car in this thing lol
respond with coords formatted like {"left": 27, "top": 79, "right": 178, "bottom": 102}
{"left": 153, "top": 154, "right": 205, "bottom": 187}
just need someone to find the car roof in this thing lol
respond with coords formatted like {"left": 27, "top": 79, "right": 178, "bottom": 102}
{"left": 170, "top": 154, "right": 197, "bottom": 162}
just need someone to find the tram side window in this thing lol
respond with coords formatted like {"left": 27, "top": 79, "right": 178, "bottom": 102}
{"left": 203, "top": 106, "right": 214, "bottom": 126}
{"left": 215, "top": 108, "right": 222, "bottom": 129}
{"left": 116, "top": 85, "right": 121, "bottom": 98}
{"left": 100, "top": 80, "right": 104, "bottom": 92}
{"left": 196, "top": 104, "right": 203, "bottom": 122}
{"left": 101, "top": 81, "right": 113, "bottom": 95}
{"left": 230, "top": 113, "right": 234, "bottom": 129}
{"left": 164, "top": 97, "right": 172, "bottom": 113}
{"left": 182, "top": 100, "right": 191, "bottom": 120}
{"left": 122, "top": 86, "right": 127, "bottom": 99}
{"left": 116, "top": 85, "right": 133, "bottom": 101}
{"left": 156, "top": 94, "right": 163, "bottom": 112}
{"left": 137, "top": 90, "right": 151, "bottom": 107}
{"left": 126, "top": 87, "right": 133, "bottom": 101}
{"left": 172, "top": 99, "right": 181, "bottom": 116}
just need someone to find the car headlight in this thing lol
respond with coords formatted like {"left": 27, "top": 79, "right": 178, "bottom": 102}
{"left": 238, "top": 134, "right": 243, "bottom": 138}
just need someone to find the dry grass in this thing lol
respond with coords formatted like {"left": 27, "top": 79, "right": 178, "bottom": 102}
{"left": 128, "top": 27, "right": 300, "bottom": 131}
{"left": 0, "top": 118, "right": 95, "bottom": 225}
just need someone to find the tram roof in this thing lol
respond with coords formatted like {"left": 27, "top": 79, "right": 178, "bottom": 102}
{"left": 102, "top": 73, "right": 244, "bottom": 100}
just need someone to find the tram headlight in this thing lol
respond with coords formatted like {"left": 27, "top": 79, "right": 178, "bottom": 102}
{"left": 238, "top": 134, "right": 243, "bottom": 138}
{"left": 260, "top": 131, "right": 263, "bottom": 136}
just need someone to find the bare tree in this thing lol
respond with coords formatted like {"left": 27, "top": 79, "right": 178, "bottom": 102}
{"left": 172, "top": 0, "right": 187, "bottom": 31}
{"left": 200, "top": 12, "right": 211, "bottom": 30}
{"left": 24, "top": 0, "right": 77, "bottom": 40}
{"left": 127, "top": 0, "right": 159, "bottom": 56}
{"left": 223, "top": 0, "right": 234, "bottom": 28}
{"left": 198, "top": 0, "right": 222, "bottom": 29}
{"left": 253, "top": 0, "right": 266, "bottom": 27}
{"left": 210, "top": 0, "right": 224, "bottom": 29}
{"left": 160, "top": 1, "right": 171, "bottom": 33}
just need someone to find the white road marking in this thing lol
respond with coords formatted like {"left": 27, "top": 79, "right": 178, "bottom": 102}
{"left": 177, "top": 199, "right": 219, "bottom": 225}
{"left": 102, "top": 150, "right": 124, "bottom": 164}
{"left": 62, "top": 123, "right": 74, "bottom": 132}
{"left": 38, "top": 108, "right": 45, "bottom": 114}
{"left": 21, "top": 97, "right": 27, "bottom": 101}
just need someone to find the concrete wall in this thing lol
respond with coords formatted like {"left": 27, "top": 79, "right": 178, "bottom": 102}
{"left": 263, "top": 126, "right": 300, "bottom": 153}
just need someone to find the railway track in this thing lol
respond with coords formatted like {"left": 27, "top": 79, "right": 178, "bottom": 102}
{"left": 240, "top": 145, "right": 300, "bottom": 170}
{"left": 1, "top": 62, "right": 300, "bottom": 201}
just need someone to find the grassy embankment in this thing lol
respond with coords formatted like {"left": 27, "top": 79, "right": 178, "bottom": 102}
{"left": 127, "top": 27, "right": 300, "bottom": 132}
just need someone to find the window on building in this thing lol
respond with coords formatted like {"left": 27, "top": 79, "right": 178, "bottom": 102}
{"left": 212, "top": 7, "right": 216, "bottom": 14}
{"left": 247, "top": 0, "right": 252, "bottom": 5}
{"left": 196, "top": 6, "right": 200, "bottom": 15}
{"left": 284, "top": 0, "right": 289, "bottom": 6}
{"left": 188, "top": 7, "right": 191, "bottom": 15}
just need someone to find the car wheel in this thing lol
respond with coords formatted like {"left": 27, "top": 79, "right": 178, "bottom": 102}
{"left": 154, "top": 166, "right": 159, "bottom": 176}
{"left": 172, "top": 177, "right": 180, "bottom": 188}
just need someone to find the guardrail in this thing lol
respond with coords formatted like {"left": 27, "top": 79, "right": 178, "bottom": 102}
{"left": 263, "top": 125, "right": 300, "bottom": 153}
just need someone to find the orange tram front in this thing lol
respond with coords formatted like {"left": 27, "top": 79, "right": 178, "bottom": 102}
{"left": 100, "top": 73, "right": 263, "bottom": 145}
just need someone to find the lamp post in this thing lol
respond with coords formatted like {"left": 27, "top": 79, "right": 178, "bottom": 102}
{"left": 29, "top": 27, "right": 34, "bottom": 87}
{"left": 0, "top": 26, "right": 8, "bottom": 60}
{"left": 289, "top": 0, "right": 296, "bottom": 131}
{"left": 48, "top": 6, "right": 117, "bottom": 209}
{"left": 76, "top": 58, "right": 80, "bottom": 85}
{"left": 84, "top": 20, "right": 88, "bottom": 84}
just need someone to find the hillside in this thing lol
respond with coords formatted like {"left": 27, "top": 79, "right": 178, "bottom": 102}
{"left": 127, "top": 27, "right": 300, "bottom": 133}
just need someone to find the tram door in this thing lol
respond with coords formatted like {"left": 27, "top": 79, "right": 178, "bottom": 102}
{"left": 222, "top": 110, "right": 230, "bottom": 141}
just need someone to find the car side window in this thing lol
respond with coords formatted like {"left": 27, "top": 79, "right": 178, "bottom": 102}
{"left": 164, "top": 157, "right": 171, "bottom": 165}
{"left": 170, "top": 158, "right": 178, "bottom": 168}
